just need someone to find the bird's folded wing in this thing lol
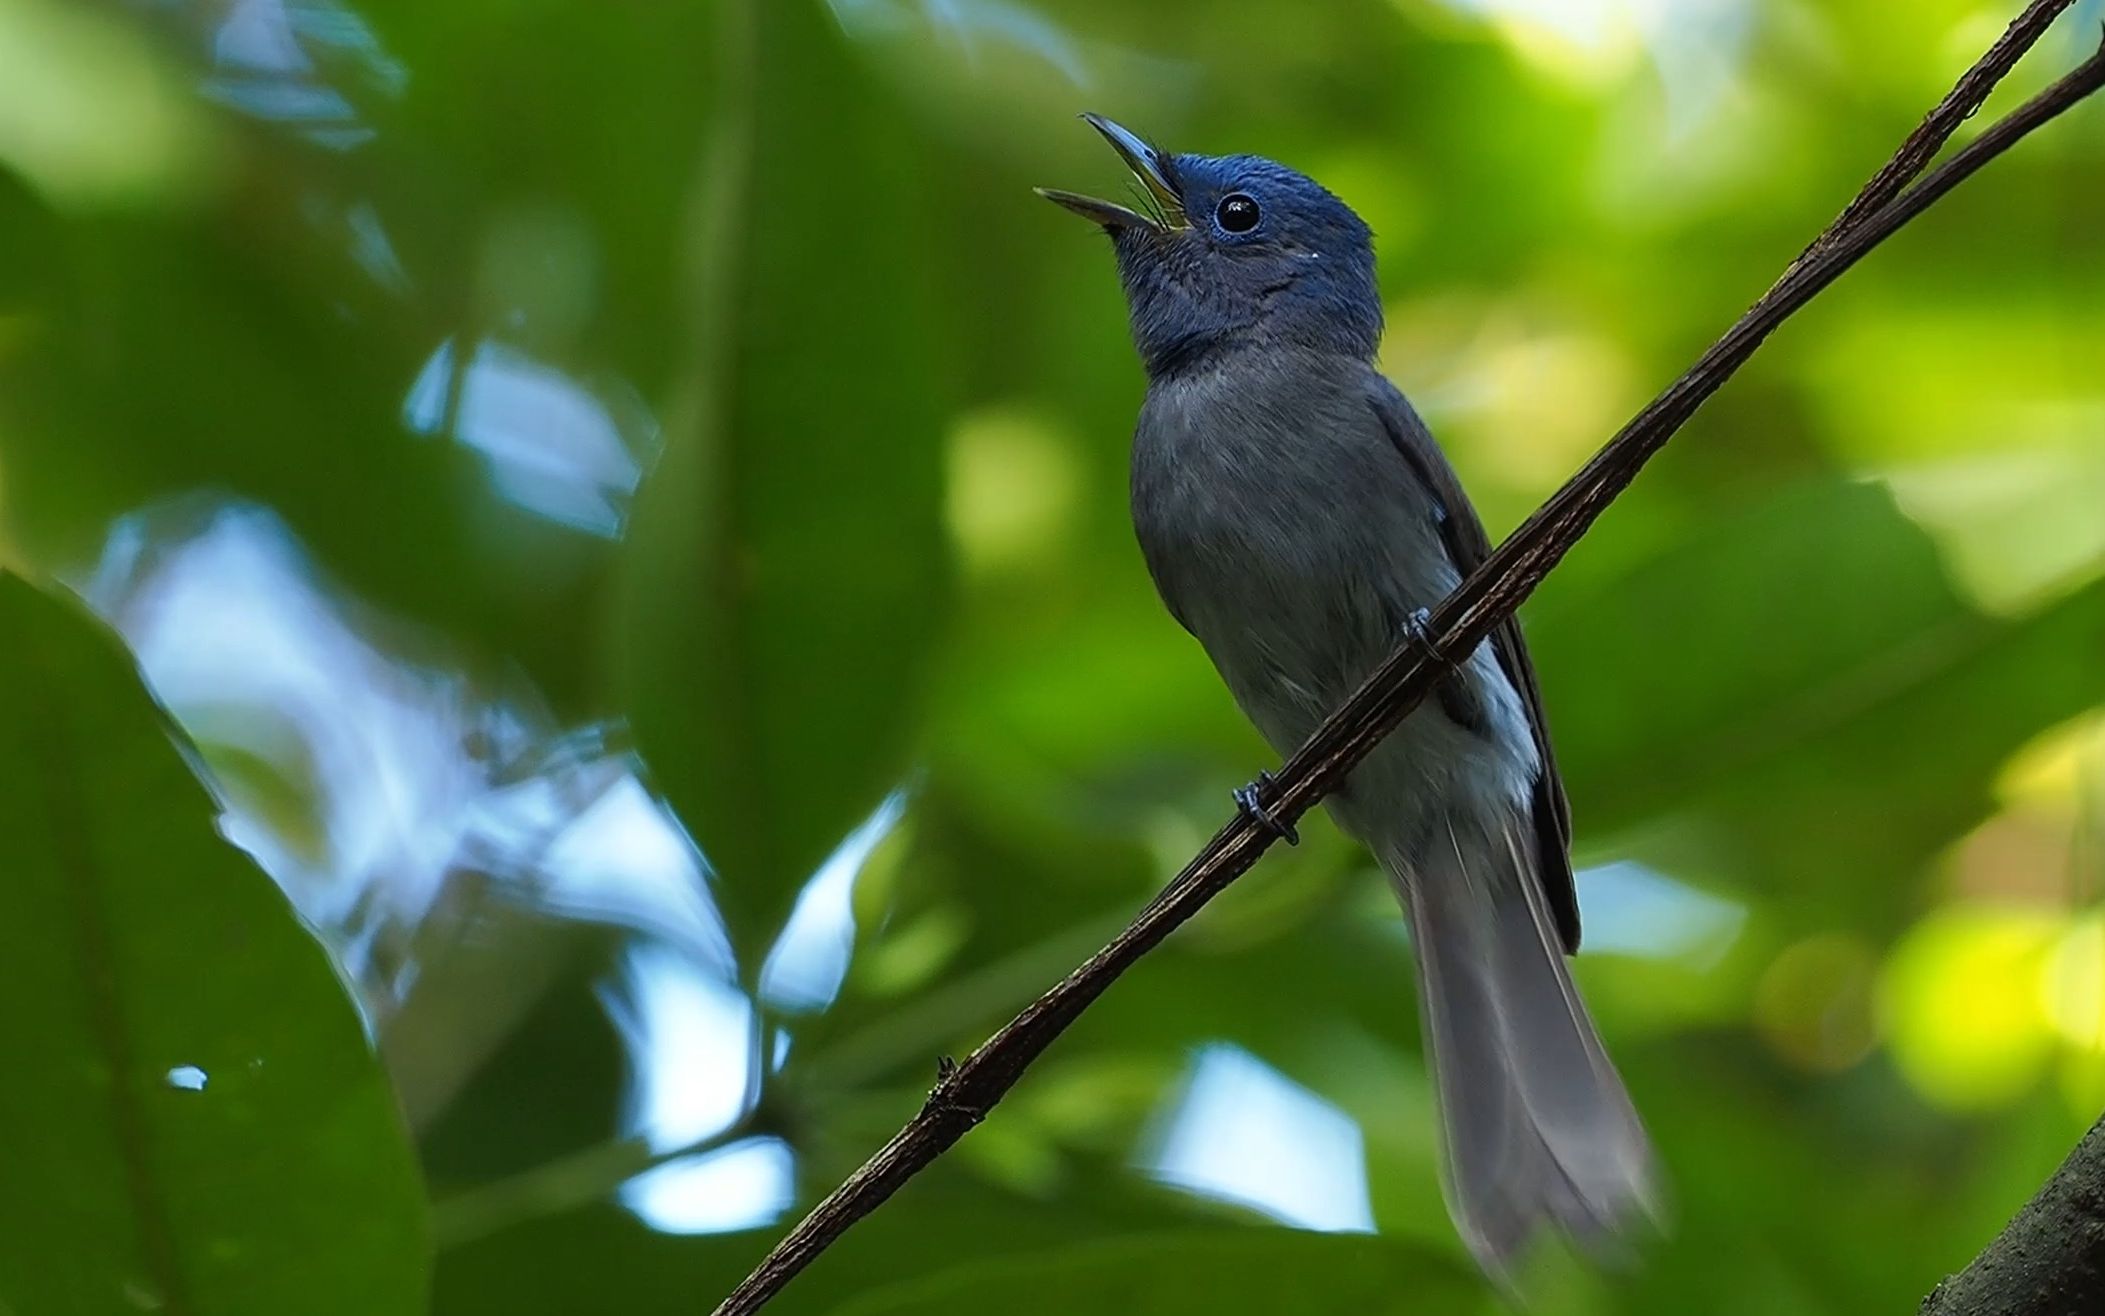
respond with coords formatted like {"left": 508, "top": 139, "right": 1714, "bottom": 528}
{"left": 1365, "top": 376, "right": 1581, "bottom": 953}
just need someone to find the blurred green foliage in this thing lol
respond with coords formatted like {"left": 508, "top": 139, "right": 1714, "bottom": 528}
{"left": 617, "top": 0, "right": 950, "bottom": 969}
{"left": 0, "top": 576, "right": 426, "bottom": 1314}
{"left": 1, "top": 0, "right": 2103, "bottom": 1313}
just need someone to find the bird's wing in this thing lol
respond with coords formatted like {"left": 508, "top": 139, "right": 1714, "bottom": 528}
{"left": 1366, "top": 376, "right": 1580, "bottom": 952}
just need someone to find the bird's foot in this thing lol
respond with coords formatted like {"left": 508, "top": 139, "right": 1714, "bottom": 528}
{"left": 1234, "top": 770, "right": 1299, "bottom": 845}
{"left": 1401, "top": 607, "right": 1451, "bottom": 666}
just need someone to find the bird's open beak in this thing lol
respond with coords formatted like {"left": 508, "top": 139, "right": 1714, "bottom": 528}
{"left": 1036, "top": 113, "right": 1187, "bottom": 233}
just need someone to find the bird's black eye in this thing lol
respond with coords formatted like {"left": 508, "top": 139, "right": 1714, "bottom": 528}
{"left": 1215, "top": 193, "right": 1260, "bottom": 233}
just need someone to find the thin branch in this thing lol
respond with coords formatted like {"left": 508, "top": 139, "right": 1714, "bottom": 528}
{"left": 709, "top": 21, "right": 2105, "bottom": 1316}
{"left": 1786, "top": 0, "right": 2077, "bottom": 272}
{"left": 1920, "top": 1112, "right": 2105, "bottom": 1316}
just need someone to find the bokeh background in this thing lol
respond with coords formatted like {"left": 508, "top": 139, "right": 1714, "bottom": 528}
{"left": 2, "top": 0, "right": 2104, "bottom": 1312}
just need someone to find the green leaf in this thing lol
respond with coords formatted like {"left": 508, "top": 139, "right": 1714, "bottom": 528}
{"left": 0, "top": 574, "right": 428, "bottom": 1315}
{"left": 430, "top": 1175, "right": 1233, "bottom": 1316}
{"left": 1695, "top": 570, "right": 2105, "bottom": 923}
{"left": 1531, "top": 477, "right": 2105, "bottom": 934}
{"left": 822, "top": 1230, "right": 1480, "bottom": 1316}
{"left": 1534, "top": 478, "right": 1963, "bottom": 834}
{"left": 615, "top": 0, "right": 950, "bottom": 967}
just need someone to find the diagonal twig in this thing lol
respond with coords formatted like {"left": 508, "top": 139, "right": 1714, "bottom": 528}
{"left": 1786, "top": 0, "right": 2078, "bottom": 273}
{"left": 709, "top": 15, "right": 2105, "bottom": 1316}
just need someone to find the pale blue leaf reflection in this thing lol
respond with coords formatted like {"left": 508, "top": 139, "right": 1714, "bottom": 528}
{"left": 1145, "top": 1044, "right": 1375, "bottom": 1234}
{"left": 200, "top": 0, "right": 405, "bottom": 148}
{"left": 1576, "top": 860, "right": 1745, "bottom": 966}
{"left": 621, "top": 1138, "right": 797, "bottom": 1236}
{"left": 603, "top": 945, "right": 796, "bottom": 1235}
{"left": 84, "top": 499, "right": 730, "bottom": 1002}
{"left": 602, "top": 787, "right": 912, "bottom": 1234}
{"left": 165, "top": 1066, "right": 209, "bottom": 1092}
{"left": 87, "top": 502, "right": 511, "bottom": 941}
{"left": 404, "top": 338, "right": 650, "bottom": 537}
{"left": 497, "top": 773, "right": 732, "bottom": 979}
{"left": 758, "top": 792, "right": 905, "bottom": 1015}
{"left": 602, "top": 943, "right": 755, "bottom": 1154}
{"left": 212, "top": 0, "right": 311, "bottom": 72}
{"left": 343, "top": 201, "right": 411, "bottom": 293}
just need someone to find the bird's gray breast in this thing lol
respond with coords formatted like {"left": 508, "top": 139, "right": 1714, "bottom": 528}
{"left": 1129, "top": 350, "right": 1536, "bottom": 835}
{"left": 1130, "top": 353, "right": 1452, "bottom": 732}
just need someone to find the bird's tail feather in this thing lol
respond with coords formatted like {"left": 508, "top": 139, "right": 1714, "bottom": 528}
{"left": 1387, "top": 814, "right": 1657, "bottom": 1274}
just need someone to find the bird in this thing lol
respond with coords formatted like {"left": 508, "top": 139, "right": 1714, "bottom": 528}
{"left": 1039, "top": 114, "right": 1656, "bottom": 1274}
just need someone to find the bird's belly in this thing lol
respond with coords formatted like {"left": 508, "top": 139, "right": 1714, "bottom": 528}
{"left": 1138, "top": 472, "right": 1536, "bottom": 842}
{"left": 1139, "top": 456, "right": 1442, "bottom": 699}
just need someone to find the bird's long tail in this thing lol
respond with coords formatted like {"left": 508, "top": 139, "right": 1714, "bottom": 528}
{"left": 1385, "top": 813, "right": 1657, "bottom": 1274}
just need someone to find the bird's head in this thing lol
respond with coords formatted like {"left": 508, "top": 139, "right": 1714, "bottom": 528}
{"left": 1039, "top": 114, "right": 1382, "bottom": 379}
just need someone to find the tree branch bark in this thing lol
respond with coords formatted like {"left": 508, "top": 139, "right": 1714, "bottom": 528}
{"left": 709, "top": 11, "right": 2105, "bottom": 1314}
{"left": 1921, "top": 1113, "right": 2105, "bottom": 1316}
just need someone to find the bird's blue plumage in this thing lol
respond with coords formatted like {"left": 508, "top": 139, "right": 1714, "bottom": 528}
{"left": 1110, "top": 154, "right": 1383, "bottom": 376}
